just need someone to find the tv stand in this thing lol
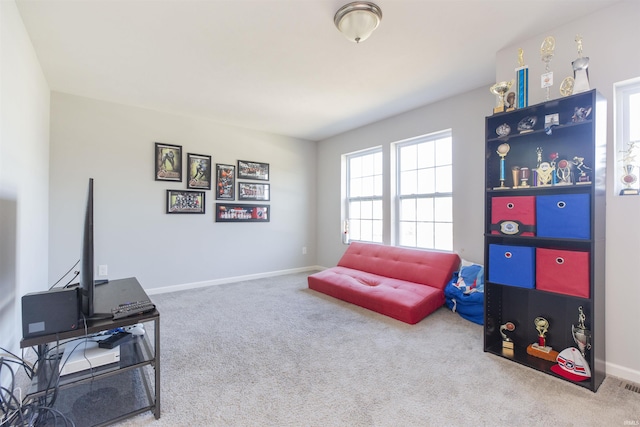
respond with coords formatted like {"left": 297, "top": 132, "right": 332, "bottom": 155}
{"left": 20, "top": 277, "right": 160, "bottom": 426}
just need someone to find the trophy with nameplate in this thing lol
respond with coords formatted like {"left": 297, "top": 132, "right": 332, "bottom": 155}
{"left": 571, "top": 306, "right": 592, "bottom": 358}
{"left": 540, "top": 36, "right": 555, "bottom": 101}
{"left": 572, "top": 35, "right": 590, "bottom": 94}
{"left": 494, "top": 143, "right": 511, "bottom": 189}
{"left": 490, "top": 81, "right": 514, "bottom": 114}
{"left": 515, "top": 48, "right": 529, "bottom": 109}
{"left": 573, "top": 156, "right": 592, "bottom": 184}
{"left": 500, "top": 321, "right": 516, "bottom": 357}
{"left": 527, "top": 316, "right": 559, "bottom": 361}
{"left": 619, "top": 140, "right": 639, "bottom": 195}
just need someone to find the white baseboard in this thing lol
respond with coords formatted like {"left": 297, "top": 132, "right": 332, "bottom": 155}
{"left": 145, "top": 265, "right": 324, "bottom": 296}
{"left": 606, "top": 361, "right": 640, "bottom": 385}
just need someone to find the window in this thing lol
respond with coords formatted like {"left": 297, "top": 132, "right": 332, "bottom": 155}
{"left": 345, "top": 148, "right": 383, "bottom": 243}
{"left": 395, "top": 131, "right": 453, "bottom": 250}
{"left": 615, "top": 77, "right": 640, "bottom": 195}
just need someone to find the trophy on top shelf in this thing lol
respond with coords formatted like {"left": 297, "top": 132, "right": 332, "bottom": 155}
{"left": 572, "top": 35, "right": 591, "bottom": 94}
{"left": 490, "top": 80, "right": 514, "bottom": 114}
{"left": 540, "top": 36, "right": 555, "bottom": 101}
{"left": 619, "top": 140, "right": 639, "bottom": 195}
{"left": 515, "top": 48, "right": 529, "bottom": 109}
{"left": 494, "top": 143, "right": 511, "bottom": 189}
{"left": 527, "top": 316, "right": 559, "bottom": 362}
{"left": 571, "top": 306, "right": 592, "bottom": 358}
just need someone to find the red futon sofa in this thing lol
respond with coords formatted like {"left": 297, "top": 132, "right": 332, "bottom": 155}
{"left": 308, "top": 242, "right": 460, "bottom": 324}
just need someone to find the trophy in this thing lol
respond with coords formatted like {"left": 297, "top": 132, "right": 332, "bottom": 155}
{"left": 572, "top": 35, "right": 590, "bottom": 94}
{"left": 490, "top": 80, "right": 514, "bottom": 114}
{"left": 534, "top": 317, "right": 549, "bottom": 347}
{"left": 535, "top": 161, "right": 553, "bottom": 187}
{"left": 571, "top": 306, "right": 592, "bottom": 358}
{"left": 511, "top": 166, "right": 520, "bottom": 188}
{"left": 560, "top": 76, "right": 574, "bottom": 97}
{"left": 556, "top": 159, "right": 573, "bottom": 185}
{"left": 494, "top": 143, "right": 511, "bottom": 189}
{"left": 619, "top": 140, "right": 639, "bottom": 195}
{"left": 572, "top": 156, "right": 592, "bottom": 184}
{"left": 515, "top": 48, "right": 529, "bottom": 108}
{"left": 519, "top": 167, "right": 530, "bottom": 187}
{"left": 549, "top": 152, "right": 559, "bottom": 185}
{"left": 500, "top": 321, "right": 516, "bottom": 356}
{"left": 540, "top": 36, "right": 555, "bottom": 101}
{"left": 527, "top": 316, "right": 559, "bottom": 361}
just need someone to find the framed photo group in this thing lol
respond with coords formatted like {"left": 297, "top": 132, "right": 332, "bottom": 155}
{"left": 155, "top": 142, "right": 270, "bottom": 220}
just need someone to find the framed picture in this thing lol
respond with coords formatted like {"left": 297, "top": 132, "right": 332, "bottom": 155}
{"left": 187, "top": 153, "right": 212, "bottom": 190}
{"left": 166, "top": 190, "right": 205, "bottom": 214}
{"left": 215, "top": 203, "right": 269, "bottom": 222}
{"left": 237, "top": 160, "right": 269, "bottom": 181}
{"left": 216, "top": 164, "right": 236, "bottom": 200}
{"left": 155, "top": 142, "right": 182, "bottom": 182}
{"left": 238, "top": 182, "right": 270, "bottom": 201}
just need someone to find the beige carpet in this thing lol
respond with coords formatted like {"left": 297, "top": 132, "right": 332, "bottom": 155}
{"left": 117, "top": 272, "right": 640, "bottom": 427}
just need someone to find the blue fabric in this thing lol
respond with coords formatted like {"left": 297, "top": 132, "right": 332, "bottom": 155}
{"left": 445, "top": 264, "right": 485, "bottom": 325}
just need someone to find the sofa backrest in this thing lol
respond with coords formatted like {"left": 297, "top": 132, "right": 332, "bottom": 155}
{"left": 337, "top": 242, "right": 460, "bottom": 291}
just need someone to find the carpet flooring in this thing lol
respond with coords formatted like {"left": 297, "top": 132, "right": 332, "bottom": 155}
{"left": 115, "top": 272, "right": 640, "bottom": 427}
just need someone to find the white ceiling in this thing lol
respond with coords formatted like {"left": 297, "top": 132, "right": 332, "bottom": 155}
{"left": 16, "top": 0, "right": 620, "bottom": 141}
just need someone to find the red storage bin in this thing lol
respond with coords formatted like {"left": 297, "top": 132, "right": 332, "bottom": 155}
{"left": 536, "top": 248, "right": 590, "bottom": 298}
{"left": 491, "top": 196, "right": 536, "bottom": 236}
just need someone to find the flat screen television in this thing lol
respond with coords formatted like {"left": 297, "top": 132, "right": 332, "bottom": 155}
{"left": 79, "top": 178, "right": 95, "bottom": 318}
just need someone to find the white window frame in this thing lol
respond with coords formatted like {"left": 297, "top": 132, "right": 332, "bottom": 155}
{"left": 344, "top": 147, "right": 383, "bottom": 243}
{"left": 393, "top": 130, "right": 453, "bottom": 251}
{"left": 615, "top": 77, "right": 640, "bottom": 195}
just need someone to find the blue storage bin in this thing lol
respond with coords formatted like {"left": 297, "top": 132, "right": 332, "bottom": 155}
{"left": 536, "top": 193, "right": 590, "bottom": 239}
{"left": 488, "top": 244, "right": 535, "bottom": 288}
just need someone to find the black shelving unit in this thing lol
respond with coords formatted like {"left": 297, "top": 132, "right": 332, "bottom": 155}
{"left": 483, "top": 89, "right": 606, "bottom": 392}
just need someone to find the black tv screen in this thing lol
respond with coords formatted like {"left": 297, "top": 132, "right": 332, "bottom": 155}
{"left": 79, "top": 178, "right": 94, "bottom": 318}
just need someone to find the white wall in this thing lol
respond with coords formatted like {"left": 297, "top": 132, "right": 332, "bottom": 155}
{"left": 0, "top": 1, "right": 50, "bottom": 353}
{"left": 49, "top": 93, "right": 317, "bottom": 292}
{"left": 494, "top": 0, "right": 640, "bottom": 385}
{"left": 316, "top": 85, "right": 491, "bottom": 268}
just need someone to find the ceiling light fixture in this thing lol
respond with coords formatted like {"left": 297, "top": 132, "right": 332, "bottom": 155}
{"left": 334, "top": 2, "right": 382, "bottom": 43}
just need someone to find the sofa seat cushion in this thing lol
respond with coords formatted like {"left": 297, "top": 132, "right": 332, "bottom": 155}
{"left": 337, "top": 242, "right": 460, "bottom": 291}
{"left": 308, "top": 266, "right": 445, "bottom": 324}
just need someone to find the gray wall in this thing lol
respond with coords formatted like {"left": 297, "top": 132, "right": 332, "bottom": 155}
{"left": 495, "top": 0, "right": 640, "bottom": 384}
{"left": 316, "top": 85, "right": 490, "bottom": 268}
{"left": 49, "top": 93, "right": 317, "bottom": 291}
{"left": 0, "top": 1, "right": 50, "bottom": 354}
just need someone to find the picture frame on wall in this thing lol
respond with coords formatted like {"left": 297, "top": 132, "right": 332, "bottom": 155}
{"left": 238, "top": 182, "right": 270, "bottom": 201}
{"left": 166, "top": 190, "right": 205, "bottom": 214}
{"left": 187, "top": 153, "right": 212, "bottom": 190}
{"left": 237, "top": 160, "right": 269, "bottom": 181}
{"left": 155, "top": 142, "right": 182, "bottom": 182}
{"left": 215, "top": 203, "right": 269, "bottom": 222}
{"left": 216, "top": 163, "right": 236, "bottom": 200}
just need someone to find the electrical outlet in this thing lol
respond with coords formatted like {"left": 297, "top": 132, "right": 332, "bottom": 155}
{"left": 98, "top": 265, "right": 108, "bottom": 276}
{"left": 302, "top": 246, "right": 307, "bottom": 255}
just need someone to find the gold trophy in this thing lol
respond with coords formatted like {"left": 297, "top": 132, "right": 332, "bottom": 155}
{"left": 572, "top": 35, "right": 590, "bottom": 94}
{"left": 500, "top": 321, "right": 516, "bottom": 357}
{"left": 556, "top": 159, "right": 573, "bottom": 185}
{"left": 619, "top": 140, "right": 639, "bottom": 195}
{"left": 494, "top": 143, "right": 511, "bottom": 189}
{"left": 519, "top": 167, "right": 530, "bottom": 188}
{"left": 527, "top": 316, "right": 559, "bottom": 361}
{"left": 490, "top": 80, "right": 514, "bottom": 114}
{"left": 571, "top": 306, "right": 592, "bottom": 358}
{"left": 540, "top": 36, "right": 555, "bottom": 101}
{"left": 511, "top": 166, "right": 520, "bottom": 188}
